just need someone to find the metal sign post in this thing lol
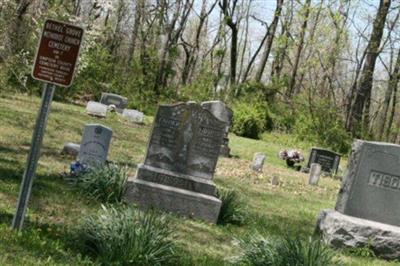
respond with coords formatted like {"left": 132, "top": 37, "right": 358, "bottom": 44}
{"left": 12, "top": 19, "right": 83, "bottom": 230}
{"left": 12, "top": 83, "right": 55, "bottom": 230}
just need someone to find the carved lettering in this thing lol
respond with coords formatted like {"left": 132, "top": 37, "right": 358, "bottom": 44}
{"left": 368, "top": 171, "right": 400, "bottom": 191}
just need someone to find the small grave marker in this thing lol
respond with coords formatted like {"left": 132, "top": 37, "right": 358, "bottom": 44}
{"left": 308, "top": 163, "right": 321, "bottom": 185}
{"left": 251, "top": 153, "right": 266, "bottom": 172}
{"left": 78, "top": 124, "right": 112, "bottom": 167}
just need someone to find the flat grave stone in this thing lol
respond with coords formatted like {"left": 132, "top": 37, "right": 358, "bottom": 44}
{"left": 78, "top": 124, "right": 112, "bottom": 167}
{"left": 306, "top": 148, "right": 340, "bottom": 174}
{"left": 100, "top": 93, "right": 128, "bottom": 113}
{"left": 124, "top": 102, "right": 226, "bottom": 223}
{"left": 86, "top": 101, "right": 107, "bottom": 118}
{"left": 122, "top": 109, "right": 144, "bottom": 124}
{"left": 61, "top": 142, "right": 80, "bottom": 157}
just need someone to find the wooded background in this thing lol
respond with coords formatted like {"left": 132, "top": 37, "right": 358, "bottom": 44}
{"left": 1, "top": 0, "right": 399, "bottom": 154}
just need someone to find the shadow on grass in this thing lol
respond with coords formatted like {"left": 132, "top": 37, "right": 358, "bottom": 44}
{"left": 0, "top": 209, "right": 90, "bottom": 264}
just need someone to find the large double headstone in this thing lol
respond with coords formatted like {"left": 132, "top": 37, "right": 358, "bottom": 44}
{"left": 316, "top": 140, "right": 400, "bottom": 260}
{"left": 100, "top": 93, "right": 128, "bottom": 113}
{"left": 124, "top": 102, "right": 226, "bottom": 223}
{"left": 201, "top": 101, "right": 233, "bottom": 157}
{"left": 306, "top": 148, "right": 340, "bottom": 174}
{"left": 78, "top": 124, "right": 112, "bottom": 167}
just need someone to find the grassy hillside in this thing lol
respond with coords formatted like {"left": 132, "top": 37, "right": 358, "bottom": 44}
{"left": 0, "top": 93, "right": 397, "bottom": 265}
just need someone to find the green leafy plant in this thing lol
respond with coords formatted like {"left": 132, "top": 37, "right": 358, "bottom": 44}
{"left": 237, "top": 233, "right": 337, "bottom": 266}
{"left": 345, "top": 241, "right": 376, "bottom": 258}
{"left": 232, "top": 102, "right": 269, "bottom": 139}
{"left": 77, "top": 205, "right": 178, "bottom": 265}
{"left": 76, "top": 164, "right": 128, "bottom": 203}
{"left": 217, "top": 188, "right": 247, "bottom": 225}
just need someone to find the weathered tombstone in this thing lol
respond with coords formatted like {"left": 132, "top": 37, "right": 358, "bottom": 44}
{"left": 251, "top": 153, "right": 266, "bottom": 172}
{"left": 271, "top": 175, "right": 280, "bottom": 186}
{"left": 122, "top": 109, "right": 144, "bottom": 124}
{"left": 78, "top": 124, "right": 112, "bottom": 167}
{"left": 61, "top": 142, "right": 80, "bottom": 157}
{"left": 316, "top": 140, "right": 400, "bottom": 260}
{"left": 201, "top": 101, "right": 233, "bottom": 157}
{"left": 86, "top": 101, "right": 107, "bottom": 118}
{"left": 308, "top": 163, "right": 321, "bottom": 185}
{"left": 100, "top": 93, "right": 128, "bottom": 113}
{"left": 124, "top": 102, "right": 226, "bottom": 223}
{"left": 306, "top": 148, "right": 340, "bottom": 174}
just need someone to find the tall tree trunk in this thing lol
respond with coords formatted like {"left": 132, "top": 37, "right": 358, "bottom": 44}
{"left": 4, "top": 0, "right": 32, "bottom": 56}
{"left": 127, "top": 0, "right": 144, "bottom": 66}
{"left": 271, "top": 0, "right": 293, "bottom": 79}
{"left": 379, "top": 48, "right": 400, "bottom": 139}
{"left": 347, "top": 0, "right": 391, "bottom": 135}
{"left": 386, "top": 83, "right": 398, "bottom": 141}
{"left": 286, "top": 0, "right": 311, "bottom": 97}
{"left": 254, "top": 0, "right": 284, "bottom": 83}
{"left": 220, "top": 0, "right": 239, "bottom": 86}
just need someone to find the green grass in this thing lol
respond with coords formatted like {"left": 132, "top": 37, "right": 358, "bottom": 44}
{"left": 0, "top": 93, "right": 398, "bottom": 265}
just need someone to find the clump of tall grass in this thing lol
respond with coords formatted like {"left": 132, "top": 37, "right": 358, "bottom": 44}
{"left": 237, "top": 232, "right": 337, "bottom": 266}
{"left": 77, "top": 205, "right": 178, "bottom": 265}
{"left": 75, "top": 164, "right": 128, "bottom": 203}
{"left": 217, "top": 188, "right": 247, "bottom": 225}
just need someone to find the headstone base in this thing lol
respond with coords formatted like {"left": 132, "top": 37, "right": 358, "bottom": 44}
{"left": 124, "top": 165, "right": 221, "bottom": 223}
{"left": 135, "top": 164, "right": 217, "bottom": 196}
{"left": 125, "top": 179, "right": 221, "bottom": 223}
{"left": 316, "top": 209, "right": 400, "bottom": 260}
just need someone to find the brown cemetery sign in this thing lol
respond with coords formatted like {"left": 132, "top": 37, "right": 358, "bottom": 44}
{"left": 32, "top": 19, "right": 83, "bottom": 87}
{"left": 13, "top": 19, "right": 83, "bottom": 230}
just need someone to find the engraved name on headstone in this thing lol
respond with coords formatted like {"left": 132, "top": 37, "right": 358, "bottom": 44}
{"left": 201, "top": 100, "right": 233, "bottom": 157}
{"left": 307, "top": 148, "right": 341, "bottom": 174}
{"left": 316, "top": 140, "right": 400, "bottom": 259}
{"left": 78, "top": 124, "right": 112, "bottom": 167}
{"left": 125, "top": 103, "right": 226, "bottom": 223}
{"left": 336, "top": 141, "right": 400, "bottom": 227}
{"left": 100, "top": 93, "right": 128, "bottom": 113}
{"left": 145, "top": 103, "right": 226, "bottom": 180}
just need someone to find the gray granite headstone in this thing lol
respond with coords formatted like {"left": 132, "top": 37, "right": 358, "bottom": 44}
{"left": 122, "top": 109, "right": 144, "bottom": 124}
{"left": 316, "top": 140, "right": 400, "bottom": 260}
{"left": 78, "top": 124, "right": 112, "bottom": 167}
{"left": 309, "top": 163, "right": 321, "bottom": 185}
{"left": 336, "top": 140, "right": 400, "bottom": 227}
{"left": 100, "top": 93, "right": 128, "bottom": 113}
{"left": 251, "top": 153, "right": 266, "bottom": 172}
{"left": 307, "top": 148, "right": 340, "bottom": 174}
{"left": 86, "top": 101, "right": 107, "bottom": 118}
{"left": 201, "top": 101, "right": 233, "bottom": 157}
{"left": 124, "top": 102, "right": 226, "bottom": 223}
